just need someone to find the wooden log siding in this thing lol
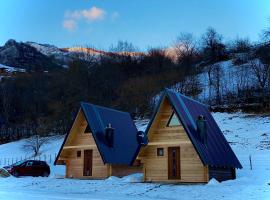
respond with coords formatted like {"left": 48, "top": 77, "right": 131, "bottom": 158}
{"left": 139, "top": 97, "right": 208, "bottom": 183}
{"left": 57, "top": 109, "right": 108, "bottom": 179}
{"left": 57, "top": 109, "right": 143, "bottom": 179}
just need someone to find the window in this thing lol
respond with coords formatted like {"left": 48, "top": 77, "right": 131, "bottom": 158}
{"left": 157, "top": 148, "right": 164, "bottom": 156}
{"left": 77, "top": 151, "right": 81, "bottom": 158}
{"left": 84, "top": 125, "right": 91, "bottom": 134}
{"left": 26, "top": 161, "right": 33, "bottom": 167}
{"left": 167, "top": 112, "right": 181, "bottom": 127}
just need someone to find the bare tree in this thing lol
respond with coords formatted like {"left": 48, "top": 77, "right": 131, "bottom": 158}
{"left": 211, "top": 64, "right": 223, "bottom": 105}
{"left": 262, "top": 18, "right": 270, "bottom": 42}
{"left": 201, "top": 27, "right": 226, "bottom": 104}
{"left": 250, "top": 59, "right": 270, "bottom": 105}
{"left": 70, "top": 45, "right": 98, "bottom": 65}
{"left": 174, "top": 33, "right": 199, "bottom": 74}
{"left": 174, "top": 33, "right": 197, "bottom": 58}
{"left": 23, "top": 135, "right": 49, "bottom": 156}
{"left": 109, "top": 40, "right": 139, "bottom": 53}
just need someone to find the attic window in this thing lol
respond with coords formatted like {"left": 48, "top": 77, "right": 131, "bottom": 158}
{"left": 84, "top": 125, "right": 91, "bottom": 133}
{"left": 167, "top": 112, "right": 181, "bottom": 127}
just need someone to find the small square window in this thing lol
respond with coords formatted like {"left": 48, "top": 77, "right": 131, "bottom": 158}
{"left": 157, "top": 148, "right": 164, "bottom": 156}
{"left": 77, "top": 151, "right": 81, "bottom": 158}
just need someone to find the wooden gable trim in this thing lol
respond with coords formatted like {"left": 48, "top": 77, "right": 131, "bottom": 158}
{"left": 81, "top": 109, "right": 107, "bottom": 165}
{"left": 54, "top": 108, "right": 81, "bottom": 165}
{"left": 146, "top": 95, "right": 166, "bottom": 140}
{"left": 166, "top": 93, "right": 207, "bottom": 166}
{"left": 141, "top": 93, "right": 205, "bottom": 166}
{"left": 55, "top": 107, "right": 105, "bottom": 165}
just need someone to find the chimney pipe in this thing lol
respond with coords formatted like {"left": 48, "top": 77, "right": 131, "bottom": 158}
{"left": 196, "top": 115, "right": 207, "bottom": 144}
{"left": 104, "top": 123, "right": 114, "bottom": 147}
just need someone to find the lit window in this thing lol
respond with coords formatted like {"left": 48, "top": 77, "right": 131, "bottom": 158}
{"left": 167, "top": 112, "right": 181, "bottom": 126}
{"left": 157, "top": 148, "right": 164, "bottom": 156}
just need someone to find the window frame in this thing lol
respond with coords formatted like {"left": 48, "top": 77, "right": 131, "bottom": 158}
{"left": 167, "top": 111, "right": 181, "bottom": 127}
{"left": 157, "top": 148, "right": 164, "bottom": 156}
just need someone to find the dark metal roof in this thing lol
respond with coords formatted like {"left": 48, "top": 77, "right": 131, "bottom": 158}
{"left": 145, "top": 89, "right": 242, "bottom": 169}
{"left": 55, "top": 102, "right": 140, "bottom": 166}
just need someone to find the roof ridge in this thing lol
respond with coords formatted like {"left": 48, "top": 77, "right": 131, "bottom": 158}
{"left": 92, "top": 105, "right": 105, "bottom": 129}
{"left": 165, "top": 88, "right": 209, "bottom": 108}
{"left": 81, "top": 102, "right": 129, "bottom": 115}
{"left": 175, "top": 93, "right": 197, "bottom": 130}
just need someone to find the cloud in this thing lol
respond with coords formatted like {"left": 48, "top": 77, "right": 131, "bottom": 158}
{"left": 63, "top": 6, "right": 118, "bottom": 31}
{"left": 65, "top": 6, "right": 105, "bottom": 22}
{"left": 62, "top": 19, "right": 77, "bottom": 31}
{"left": 82, "top": 6, "right": 105, "bottom": 21}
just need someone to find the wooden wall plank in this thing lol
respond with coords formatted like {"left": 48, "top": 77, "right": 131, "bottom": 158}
{"left": 139, "top": 97, "right": 207, "bottom": 183}
{"left": 59, "top": 110, "right": 108, "bottom": 179}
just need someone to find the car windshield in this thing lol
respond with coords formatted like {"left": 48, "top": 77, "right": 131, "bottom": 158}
{"left": 12, "top": 160, "right": 25, "bottom": 166}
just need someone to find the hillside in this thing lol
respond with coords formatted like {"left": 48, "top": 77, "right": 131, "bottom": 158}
{"left": 0, "top": 40, "right": 62, "bottom": 71}
{"left": 0, "top": 112, "right": 269, "bottom": 199}
{"left": 0, "top": 38, "right": 269, "bottom": 144}
{"left": 0, "top": 39, "right": 145, "bottom": 72}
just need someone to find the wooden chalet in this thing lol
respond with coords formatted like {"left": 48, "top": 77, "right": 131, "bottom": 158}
{"left": 54, "top": 102, "right": 142, "bottom": 179}
{"left": 137, "top": 89, "right": 242, "bottom": 183}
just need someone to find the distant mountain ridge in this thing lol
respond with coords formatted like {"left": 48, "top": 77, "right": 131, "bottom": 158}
{"left": 0, "top": 39, "right": 63, "bottom": 71}
{"left": 0, "top": 39, "right": 146, "bottom": 72}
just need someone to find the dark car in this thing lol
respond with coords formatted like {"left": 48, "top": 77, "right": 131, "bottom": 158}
{"left": 3, "top": 160, "right": 50, "bottom": 177}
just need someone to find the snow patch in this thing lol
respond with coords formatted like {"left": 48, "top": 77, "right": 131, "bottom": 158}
{"left": 207, "top": 178, "right": 220, "bottom": 185}
{"left": 0, "top": 63, "right": 26, "bottom": 73}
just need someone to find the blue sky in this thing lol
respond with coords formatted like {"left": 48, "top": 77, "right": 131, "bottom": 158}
{"left": 1, "top": 0, "right": 270, "bottom": 50}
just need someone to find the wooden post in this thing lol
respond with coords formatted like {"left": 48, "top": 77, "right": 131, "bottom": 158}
{"left": 249, "top": 155, "right": 252, "bottom": 170}
{"left": 109, "top": 165, "right": 112, "bottom": 176}
{"left": 204, "top": 165, "right": 209, "bottom": 182}
{"left": 143, "top": 166, "right": 146, "bottom": 182}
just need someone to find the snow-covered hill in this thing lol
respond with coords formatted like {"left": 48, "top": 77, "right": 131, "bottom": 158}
{"left": 0, "top": 63, "right": 26, "bottom": 73}
{"left": 0, "top": 112, "right": 269, "bottom": 199}
{"left": 198, "top": 60, "right": 256, "bottom": 102}
{"left": 0, "top": 63, "right": 26, "bottom": 81}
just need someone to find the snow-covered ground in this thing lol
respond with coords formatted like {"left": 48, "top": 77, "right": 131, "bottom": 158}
{"left": 0, "top": 112, "right": 270, "bottom": 200}
{"left": 0, "top": 63, "right": 26, "bottom": 73}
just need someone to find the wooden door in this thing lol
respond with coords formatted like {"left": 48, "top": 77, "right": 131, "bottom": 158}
{"left": 83, "top": 150, "right": 93, "bottom": 176}
{"left": 168, "top": 147, "right": 180, "bottom": 179}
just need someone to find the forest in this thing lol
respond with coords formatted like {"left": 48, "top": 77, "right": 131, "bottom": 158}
{"left": 0, "top": 26, "right": 270, "bottom": 143}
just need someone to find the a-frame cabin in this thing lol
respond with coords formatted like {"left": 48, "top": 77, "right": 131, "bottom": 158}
{"left": 54, "top": 102, "right": 142, "bottom": 179}
{"left": 138, "top": 89, "right": 242, "bottom": 183}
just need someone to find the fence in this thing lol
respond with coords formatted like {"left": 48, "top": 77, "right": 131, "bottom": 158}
{"left": 0, "top": 153, "right": 58, "bottom": 166}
